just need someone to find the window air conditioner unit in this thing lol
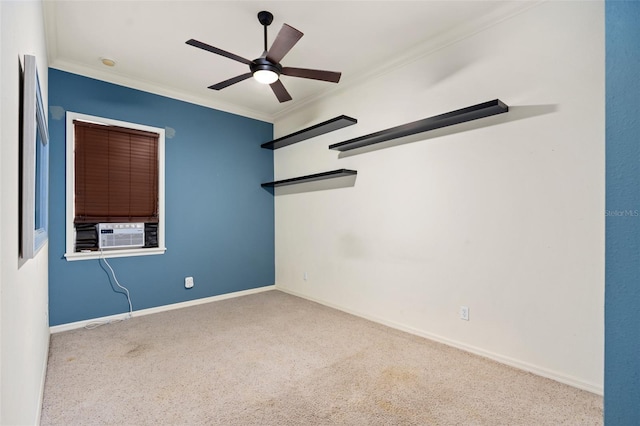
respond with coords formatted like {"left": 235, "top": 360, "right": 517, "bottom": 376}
{"left": 98, "top": 223, "right": 145, "bottom": 249}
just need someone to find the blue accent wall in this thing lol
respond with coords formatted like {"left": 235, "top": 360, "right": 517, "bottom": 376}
{"left": 605, "top": 1, "right": 640, "bottom": 424}
{"left": 48, "top": 69, "right": 274, "bottom": 326}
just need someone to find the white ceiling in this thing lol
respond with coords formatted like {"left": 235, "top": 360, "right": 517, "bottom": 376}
{"left": 43, "top": 1, "right": 538, "bottom": 122}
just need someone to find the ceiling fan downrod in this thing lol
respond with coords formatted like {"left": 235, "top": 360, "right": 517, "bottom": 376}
{"left": 257, "top": 11, "right": 273, "bottom": 53}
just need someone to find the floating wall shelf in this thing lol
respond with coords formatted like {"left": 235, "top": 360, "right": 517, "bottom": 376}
{"left": 261, "top": 169, "right": 357, "bottom": 188}
{"left": 328, "top": 99, "right": 508, "bottom": 152}
{"left": 261, "top": 115, "right": 357, "bottom": 150}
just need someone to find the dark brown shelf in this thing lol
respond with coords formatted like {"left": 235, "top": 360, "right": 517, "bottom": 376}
{"left": 262, "top": 115, "right": 357, "bottom": 150}
{"left": 329, "top": 99, "right": 508, "bottom": 152}
{"left": 261, "top": 169, "right": 357, "bottom": 188}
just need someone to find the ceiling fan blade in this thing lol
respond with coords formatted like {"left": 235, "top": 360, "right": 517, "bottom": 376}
{"left": 270, "top": 79, "right": 293, "bottom": 103}
{"left": 266, "top": 24, "right": 303, "bottom": 64}
{"left": 186, "top": 39, "right": 252, "bottom": 66}
{"left": 208, "top": 73, "right": 253, "bottom": 90}
{"left": 281, "top": 67, "right": 341, "bottom": 83}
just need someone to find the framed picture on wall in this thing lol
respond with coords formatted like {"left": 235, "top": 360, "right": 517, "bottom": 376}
{"left": 20, "top": 54, "right": 49, "bottom": 260}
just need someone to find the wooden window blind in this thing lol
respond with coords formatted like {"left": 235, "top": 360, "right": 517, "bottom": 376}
{"left": 74, "top": 120, "right": 159, "bottom": 224}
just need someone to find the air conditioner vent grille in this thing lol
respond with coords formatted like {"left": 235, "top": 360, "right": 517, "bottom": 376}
{"left": 98, "top": 223, "right": 145, "bottom": 249}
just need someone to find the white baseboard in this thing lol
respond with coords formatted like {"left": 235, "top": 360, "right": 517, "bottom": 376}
{"left": 50, "top": 285, "right": 276, "bottom": 334}
{"left": 277, "top": 286, "right": 603, "bottom": 396}
{"left": 49, "top": 283, "right": 602, "bottom": 395}
{"left": 35, "top": 326, "right": 50, "bottom": 425}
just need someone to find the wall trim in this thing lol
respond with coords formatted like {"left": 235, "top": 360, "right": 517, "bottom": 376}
{"left": 34, "top": 328, "right": 50, "bottom": 426}
{"left": 271, "top": 1, "right": 544, "bottom": 122}
{"left": 277, "top": 286, "right": 603, "bottom": 396}
{"left": 64, "top": 112, "right": 166, "bottom": 260}
{"left": 50, "top": 285, "right": 276, "bottom": 333}
{"left": 50, "top": 282, "right": 602, "bottom": 395}
{"left": 48, "top": 62, "right": 273, "bottom": 124}
{"left": 43, "top": 1, "right": 541, "bottom": 125}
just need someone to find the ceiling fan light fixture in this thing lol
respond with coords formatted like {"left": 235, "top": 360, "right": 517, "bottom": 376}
{"left": 253, "top": 69, "right": 279, "bottom": 84}
{"left": 251, "top": 58, "right": 281, "bottom": 84}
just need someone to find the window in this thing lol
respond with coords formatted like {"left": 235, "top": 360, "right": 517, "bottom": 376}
{"left": 20, "top": 54, "right": 49, "bottom": 261}
{"left": 65, "top": 112, "right": 165, "bottom": 260}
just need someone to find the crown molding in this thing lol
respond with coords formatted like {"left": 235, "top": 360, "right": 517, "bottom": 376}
{"left": 42, "top": 0, "right": 545, "bottom": 124}
{"left": 48, "top": 59, "right": 274, "bottom": 123}
{"left": 271, "top": 1, "right": 545, "bottom": 122}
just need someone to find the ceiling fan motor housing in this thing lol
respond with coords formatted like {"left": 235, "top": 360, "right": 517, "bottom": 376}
{"left": 250, "top": 57, "right": 282, "bottom": 76}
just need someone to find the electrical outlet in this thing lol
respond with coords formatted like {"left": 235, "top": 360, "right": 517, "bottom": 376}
{"left": 185, "top": 276, "right": 194, "bottom": 289}
{"left": 460, "top": 306, "right": 469, "bottom": 321}
{"left": 304, "top": 272, "right": 308, "bottom": 281}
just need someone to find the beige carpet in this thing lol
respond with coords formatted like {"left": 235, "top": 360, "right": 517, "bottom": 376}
{"left": 41, "top": 290, "right": 602, "bottom": 425}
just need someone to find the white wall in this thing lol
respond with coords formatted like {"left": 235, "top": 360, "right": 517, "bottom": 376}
{"left": 274, "top": 1, "right": 604, "bottom": 393}
{"left": 1, "top": 1, "right": 50, "bottom": 424}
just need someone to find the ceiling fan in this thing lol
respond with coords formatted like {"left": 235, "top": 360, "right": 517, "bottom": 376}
{"left": 186, "top": 11, "right": 341, "bottom": 103}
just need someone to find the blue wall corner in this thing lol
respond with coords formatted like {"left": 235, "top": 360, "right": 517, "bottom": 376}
{"left": 605, "top": 1, "right": 640, "bottom": 424}
{"left": 48, "top": 69, "right": 274, "bottom": 326}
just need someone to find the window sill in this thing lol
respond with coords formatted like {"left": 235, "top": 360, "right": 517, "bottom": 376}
{"left": 64, "top": 247, "right": 166, "bottom": 261}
